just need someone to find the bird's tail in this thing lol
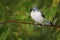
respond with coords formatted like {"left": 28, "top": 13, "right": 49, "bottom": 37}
{"left": 44, "top": 19, "right": 51, "bottom": 25}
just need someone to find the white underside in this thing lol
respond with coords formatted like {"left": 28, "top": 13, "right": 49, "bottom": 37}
{"left": 31, "top": 11, "right": 44, "bottom": 24}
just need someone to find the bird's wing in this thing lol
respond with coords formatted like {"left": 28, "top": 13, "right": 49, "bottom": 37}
{"left": 42, "top": 13, "right": 45, "bottom": 18}
{"left": 40, "top": 11, "right": 45, "bottom": 18}
{"left": 44, "top": 19, "right": 51, "bottom": 25}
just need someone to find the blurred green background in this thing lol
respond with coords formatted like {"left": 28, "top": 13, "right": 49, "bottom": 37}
{"left": 0, "top": 0, "right": 60, "bottom": 40}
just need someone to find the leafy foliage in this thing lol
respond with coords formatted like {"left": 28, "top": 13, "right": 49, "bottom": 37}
{"left": 0, "top": 0, "right": 60, "bottom": 40}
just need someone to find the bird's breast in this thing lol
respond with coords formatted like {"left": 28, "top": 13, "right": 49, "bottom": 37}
{"left": 31, "top": 11, "right": 44, "bottom": 23}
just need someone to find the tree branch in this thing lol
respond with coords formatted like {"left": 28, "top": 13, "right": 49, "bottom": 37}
{"left": 0, "top": 20, "right": 60, "bottom": 28}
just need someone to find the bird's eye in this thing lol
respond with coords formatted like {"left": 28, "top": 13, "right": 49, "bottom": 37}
{"left": 30, "top": 9, "right": 35, "bottom": 12}
{"left": 33, "top": 10, "right": 35, "bottom": 11}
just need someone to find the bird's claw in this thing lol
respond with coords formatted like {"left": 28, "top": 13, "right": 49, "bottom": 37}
{"left": 40, "top": 23, "right": 45, "bottom": 27}
{"left": 33, "top": 23, "right": 39, "bottom": 31}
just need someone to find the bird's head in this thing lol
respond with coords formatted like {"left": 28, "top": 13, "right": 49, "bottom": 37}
{"left": 30, "top": 6, "right": 39, "bottom": 12}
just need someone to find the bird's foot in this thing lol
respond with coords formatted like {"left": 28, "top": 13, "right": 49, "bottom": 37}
{"left": 40, "top": 24, "right": 45, "bottom": 27}
{"left": 33, "top": 23, "right": 39, "bottom": 31}
{"left": 33, "top": 23, "right": 37, "bottom": 27}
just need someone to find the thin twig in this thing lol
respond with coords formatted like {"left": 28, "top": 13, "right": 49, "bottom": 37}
{"left": 0, "top": 20, "right": 60, "bottom": 28}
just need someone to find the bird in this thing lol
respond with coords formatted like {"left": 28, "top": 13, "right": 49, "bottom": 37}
{"left": 30, "top": 6, "right": 51, "bottom": 27}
